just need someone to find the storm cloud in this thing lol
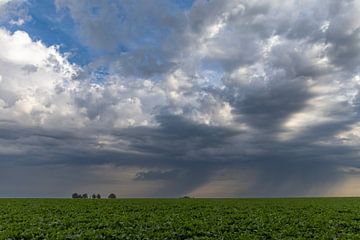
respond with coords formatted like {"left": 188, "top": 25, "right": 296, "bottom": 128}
{"left": 0, "top": 0, "right": 359, "bottom": 197}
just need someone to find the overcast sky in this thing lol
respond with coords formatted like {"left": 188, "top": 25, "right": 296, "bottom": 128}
{"left": 0, "top": 0, "right": 359, "bottom": 198}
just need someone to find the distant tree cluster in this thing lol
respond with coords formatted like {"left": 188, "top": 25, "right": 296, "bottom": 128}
{"left": 72, "top": 193, "right": 116, "bottom": 199}
{"left": 108, "top": 193, "right": 116, "bottom": 199}
{"left": 92, "top": 194, "right": 101, "bottom": 199}
{"left": 72, "top": 193, "right": 88, "bottom": 199}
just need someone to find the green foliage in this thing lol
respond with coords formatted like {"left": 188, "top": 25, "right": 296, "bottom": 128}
{"left": 0, "top": 198, "right": 359, "bottom": 239}
{"left": 108, "top": 193, "right": 116, "bottom": 199}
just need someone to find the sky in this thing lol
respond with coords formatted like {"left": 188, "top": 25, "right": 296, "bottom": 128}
{"left": 0, "top": 0, "right": 359, "bottom": 198}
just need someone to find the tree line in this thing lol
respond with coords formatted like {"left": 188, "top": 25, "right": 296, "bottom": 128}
{"left": 72, "top": 193, "right": 117, "bottom": 199}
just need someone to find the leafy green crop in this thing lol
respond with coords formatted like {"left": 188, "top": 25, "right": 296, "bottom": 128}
{"left": 0, "top": 198, "right": 359, "bottom": 239}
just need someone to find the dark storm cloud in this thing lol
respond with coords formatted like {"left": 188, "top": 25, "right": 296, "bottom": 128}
{"left": 1, "top": 0, "right": 360, "bottom": 197}
{"left": 231, "top": 78, "right": 312, "bottom": 131}
{"left": 137, "top": 117, "right": 357, "bottom": 196}
{"left": 0, "top": 108, "right": 358, "bottom": 197}
{"left": 0, "top": 115, "right": 234, "bottom": 196}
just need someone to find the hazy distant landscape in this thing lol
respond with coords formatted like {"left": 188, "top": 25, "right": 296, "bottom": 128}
{"left": 1, "top": 198, "right": 360, "bottom": 239}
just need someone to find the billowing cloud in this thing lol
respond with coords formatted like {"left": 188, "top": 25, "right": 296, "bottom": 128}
{"left": 0, "top": 0, "right": 359, "bottom": 197}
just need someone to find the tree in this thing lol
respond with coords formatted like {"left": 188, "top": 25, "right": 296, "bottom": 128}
{"left": 72, "top": 193, "right": 80, "bottom": 199}
{"left": 92, "top": 194, "right": 96, "bottom": 199}
{"left": 108, "top": 193, "right": 116, "bottom": 199}
{"left": 96, "top": 194, "right": 101, "bottom": 199}
{"left": 82, "top": 193, "right": 88, "bottom": 199}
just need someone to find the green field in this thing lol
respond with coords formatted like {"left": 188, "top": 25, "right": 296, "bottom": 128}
{"left": 1, "top": 198, "right": 360, "bottom": 239}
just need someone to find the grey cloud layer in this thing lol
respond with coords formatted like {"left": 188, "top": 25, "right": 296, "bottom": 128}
{"left": 0, "top": 0, "right": 360, "bottom": 197}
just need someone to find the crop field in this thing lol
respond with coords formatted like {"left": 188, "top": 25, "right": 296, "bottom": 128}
{"left": 0, "top": 198, "right": 360, "bottom": 239}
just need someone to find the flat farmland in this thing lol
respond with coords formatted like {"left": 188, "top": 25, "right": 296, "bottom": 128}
{"left": 0, "top": 198, "right": 360, "bottom": 239}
